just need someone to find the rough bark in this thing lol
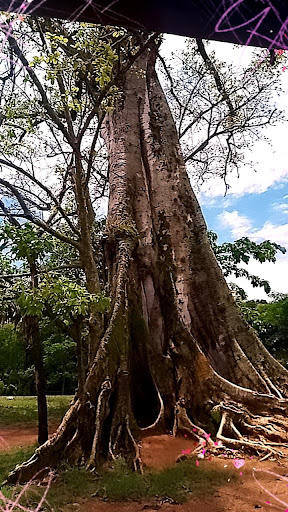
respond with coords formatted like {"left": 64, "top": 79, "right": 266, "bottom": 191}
{"left": 6, "top": 41, "right": 288, "bottom": 485}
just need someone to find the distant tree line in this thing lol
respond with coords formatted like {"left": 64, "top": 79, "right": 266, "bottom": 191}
{"left": 0, "top": 322, "right": 77, "bottom": 395}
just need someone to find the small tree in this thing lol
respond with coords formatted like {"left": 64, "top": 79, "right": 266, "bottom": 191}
{"left": 0, "top": 324, "right": 28, "bottom": 396}
{"left": 0, "top": 222, "right": 56, "bottom": 443}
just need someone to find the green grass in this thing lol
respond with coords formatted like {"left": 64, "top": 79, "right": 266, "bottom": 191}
{"left": 92, "top": 457, "right": 234, "bottom": 503}
{"left": 0, "top": 445, "right": 36, "bottom": 485}
{"left": 0, "top": 395, "right": 73, "bottom": 426}
{"left": 0, "top": 450, "right": 236, "bottom": 511}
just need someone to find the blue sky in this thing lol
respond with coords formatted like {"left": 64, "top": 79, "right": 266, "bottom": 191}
{"left": 203, "top": 185, "right": 288, "bottom": 243}
{"left": 162, "top": 36, "right": 288, "bottom": 299}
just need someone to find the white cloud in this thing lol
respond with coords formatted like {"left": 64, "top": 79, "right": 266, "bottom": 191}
{"left": 219, "top": 210, "right": 288, "bottom": 247}
{"left": 272, "top": 202, "right": 288, "bottom": 215}
{"left": 273, "top": 202, "right": 288, "bottom": 210}
{"left": 199, "top": 153, "right": 288, "bottom": 199}
{"left": 252, "top": 221, "right": 288, "bottom": 248}
{"left": 218, "top": 210, "right": 253, "bottom": 238}
{"left": 232, "top": 255, "right": 288, "bottom": 300}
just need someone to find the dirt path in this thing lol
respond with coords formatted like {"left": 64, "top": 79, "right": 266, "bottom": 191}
{"left": 0, "top": 422, "right": 59, "bottom": 451}
{"left": 1, "top": 427, "right": 288, "bottom": 511}
{"left": 78, "top": 436, "right": 288, "bottom": 512}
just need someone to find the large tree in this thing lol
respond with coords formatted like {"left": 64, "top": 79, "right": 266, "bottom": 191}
{"left": 1, "top": 18, "right": 288, "bottom": 484}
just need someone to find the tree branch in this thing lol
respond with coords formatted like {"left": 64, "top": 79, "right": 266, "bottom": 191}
{"left": 0, "top": 159, "right": 80, "bottom": 237}
{"left": 0, "top": 198, "right": 20, "bottom": 227}
{"left": 196, "top": 38, "right": 234, "bottom": 116}
{"left": 184, "top": 127, "right": 227, "bottom": 163}
{"left": 85, "top": 111, "right": 105, "bottom": 187}
{"left": 3, "top": 25, "right": 77, "bottom": 148}
{"left": 0, "top": 177, "right": 80, "bottom": 249}
{"left": 77, "top": 32, "right": 159, "bottom": 141}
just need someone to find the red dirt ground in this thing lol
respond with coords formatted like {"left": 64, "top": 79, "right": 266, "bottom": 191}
{"left": 0, "top": 422, "right": 59, "bottom": 451}
{"left": 1, "top": 426, "right": 288, "bottom": 512}
{"left": 78, "top": 436, "right": 288, "bottom": 512}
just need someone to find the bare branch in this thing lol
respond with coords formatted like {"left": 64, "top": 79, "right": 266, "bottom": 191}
{"left": 184, "top": 127, "right": 227, "bottom": 163}
{"left": 85, "top": 111, "right": 105, "bottom": 187}
{"left": 196, "top": 38, "right": 234, "bottom": 115}
{"left": 0, "top": 159, "right": 80, "bottom": 236}
{"left": 0, "top": 198, "right": 20, "bottom": 227}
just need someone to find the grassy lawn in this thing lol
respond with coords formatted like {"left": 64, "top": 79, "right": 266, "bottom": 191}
{"left": 0, "top": 395, "right": 73, "bottom": 426}
{"left": 0, "top": 448, "right": 235, "bottom": 511}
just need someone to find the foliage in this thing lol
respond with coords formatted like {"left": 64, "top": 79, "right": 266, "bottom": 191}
{"left": 238, "top": 300, "right": 266, "bottom": 333}
{"left": 0, "top": 220, "right": 108, "bottom": 396}
{"left": 0, "top": 324, "right": 28, "bottom": 395}
{"left": 0, "top": 322, "right": 77, "bottom": 396}
{"left": 0, "top": 248, "right": 19, "bottom": 322}
{"left": 0, "top": 222, "right": 54, "bottom": 263}
{"left": 44, "top": 235, "right": 79, "bottom": 268}
{"left": 43, "top": 333, "right": 77, "bottom": 394}
{"left": 28, "top": 24, "right": 118, "bottom": 95}
{"left": 16, "top": 276, "right": 110, "bottom": 321}
{"left": 208, "top": 230, "right": 286, "bottom": 295}
{"left": 0, "top": 253, "right": 15, "bottom": 274}
{"left": 242, "top": 296, "right": 288, "bottom": 368}
{"left": 209, "top": 231, "right": 288, "bottom": 366}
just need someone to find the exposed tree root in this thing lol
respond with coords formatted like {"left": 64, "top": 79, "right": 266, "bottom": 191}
{"left": 4, "top": 399, "right": 80, "bottom": 485}
{"left": 173, "top": 400, "right": 214, "bottom": 448}
{"left": 173, "top": 394, "right": 288, "bottom": 466}
{"left": 86, "top": 377, "right": 112, "bottom": 469}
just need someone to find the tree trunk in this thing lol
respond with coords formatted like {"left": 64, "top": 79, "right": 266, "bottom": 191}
{"left": 62, "top": 375, "right": 65, "bottom": 396}
{"left": 23, "top": 262, "right": 48, "bottom": 445}
{"left": 6, "top": 41, "right": 288, "bottom": 485}
{"left": 29, "top": 314, "right": 48, "bottom": 445}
